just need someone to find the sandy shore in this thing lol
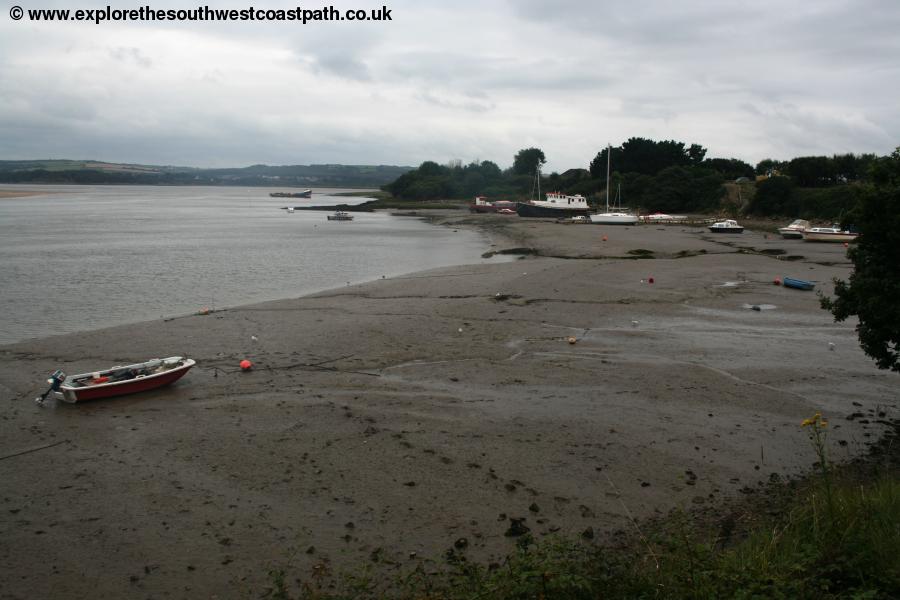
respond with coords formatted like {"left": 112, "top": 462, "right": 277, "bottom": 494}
{"left": 1, "top": 213, "right": 897, "bottom": 598}
{"left": 0, "top": 189, "right": 54, "bottom": 199}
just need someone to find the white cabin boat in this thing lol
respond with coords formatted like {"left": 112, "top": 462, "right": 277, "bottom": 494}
{"left": 708, "top": 219, "right": 744, "bottom": 233}
{"left": 778, "top": 219, "right": 809, "bottom": 239}
{"left": 803, "top": 225, "right": 858, "bottom": 242}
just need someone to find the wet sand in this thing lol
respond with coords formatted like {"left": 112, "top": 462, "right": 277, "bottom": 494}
{"left": 1, "top": 212, "right": 897, "bottom": 598}
{"left": 0, "top": 190, "right": 54, "bottom": 199}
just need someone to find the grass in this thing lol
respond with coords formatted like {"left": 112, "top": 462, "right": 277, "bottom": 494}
{"left": 265, "top": 418, "right": 900, "bottom": 600}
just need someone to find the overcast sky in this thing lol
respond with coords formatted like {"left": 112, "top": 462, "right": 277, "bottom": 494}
{"left": 1, "top": 0, "right": 898, "bottom": 172}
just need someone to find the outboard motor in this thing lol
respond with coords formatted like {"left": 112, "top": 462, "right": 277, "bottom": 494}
{"left": 36, "top": 370, "right": 67, "bottom": 405}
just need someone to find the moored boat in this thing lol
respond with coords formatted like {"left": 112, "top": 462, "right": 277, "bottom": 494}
{"left": 708, "top": 219, "right": 744, "bottom": 233}
{"left": 516, "top": 192, "right": 591, "bottom": 218}
{"left": 778, "top": 219, "right": 810, "bottom": 239}
{"left": 590, "top": 149, "right": 639, "bottom": 225}
{"left": 803, "top": 225, "right": 858, "bottom": 243}
{"left": 782, "top": 277, "right": 815, "bottom": 291}
{"left": 591, "top": 211, "right": 639, "bottom": 225}
{"left": 42, "top": 357, "right": 195, "bottom": 403}
{"left": 326, "top": 211, "right": 354, "bottom": 221}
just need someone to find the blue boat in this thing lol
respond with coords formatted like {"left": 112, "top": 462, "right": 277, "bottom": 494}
{"left": 783, "top": 277, "right": 815, "bottom": 291}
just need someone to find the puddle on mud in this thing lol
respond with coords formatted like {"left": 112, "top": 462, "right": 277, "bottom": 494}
{"left": 742, "top": 303, "right": 777, "bottom": 311}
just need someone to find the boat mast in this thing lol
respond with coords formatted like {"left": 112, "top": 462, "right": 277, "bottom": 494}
{"left": 605, "top": 143, "right": 611, "bottom": 211}
{"left": 531, "top": 166, "right": 541, "bottom": 202}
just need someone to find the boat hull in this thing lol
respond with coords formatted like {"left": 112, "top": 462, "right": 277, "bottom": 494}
{"left": 516, "top": 202, "right": 590, "bottom": 218}
{"left": 803, "top": 232, "right": 858, "bottom": 242}
{"left": 708, "top": 227, "right": 743, "bottom": 233}
{"left": 783, "top": 277, "right": 815, "bottom": 291}
{"left": 779, "top": 229, "right": 805, "bottom": 239}
{"left": 57, "top": 359, "right": 195, "bottom": 403}
{"left": 591, "top": 213, "right": 639, "bottom": 225}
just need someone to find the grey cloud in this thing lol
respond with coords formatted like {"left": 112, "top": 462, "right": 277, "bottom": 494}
{"left": 108, "top": 47, "right": 153, "bottom": 68}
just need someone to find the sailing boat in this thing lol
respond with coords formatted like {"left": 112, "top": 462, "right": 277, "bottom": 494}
{"left": 590, "top": 144, "right": 639, "bottom": 225}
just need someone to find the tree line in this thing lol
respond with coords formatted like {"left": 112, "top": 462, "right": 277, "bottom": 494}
{"left": 383, "top": 138, "right": 893, "bottom": 220}
{"left": 0, "top": 161, "right": 412, "bottom": 188}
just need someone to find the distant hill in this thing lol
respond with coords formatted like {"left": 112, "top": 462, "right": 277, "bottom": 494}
{"left": 0, "top": 160, "right": 414, "bottom": 188}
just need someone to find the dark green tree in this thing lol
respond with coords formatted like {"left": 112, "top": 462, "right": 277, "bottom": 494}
{"left": 704, "top": 158, "right": 755, "bottom": 180}
{"left": 512, "top": 148, "right": 546, "bottom": 175}
{"left": 747, "top": 176, "right": 797, "bottom": 215}
{"left": 589, "top": 146, "right": 624, "bottom": 178}
{"left": 787, "top": 156, "right": 836, "bottom": 187}
{"left": 639, "top": 166, "right": 725, "bottom": 213}
{"left": 688, "top": 143, "right": 707, "bottom": 165}
{"left": 755, "top": 158, "right": 783, "bottom": 176}
{"left": 821, "top": 181, "right": 900, "bottom": 371}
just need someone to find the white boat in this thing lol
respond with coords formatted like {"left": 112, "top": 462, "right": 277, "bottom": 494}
{"left": 778, "top": 219, "right": 809, "bottom": 239}
{"left": 590, "top": 146, "right": 639, "bottom": 225}
{"left": 803, "top": 225, "right": 858, "bottom": 243}
{"left": 708, "top": 219, "right": 744, "bottom": 233}
{"left": 326, "top": 211, "right": 354, "bottom": 221}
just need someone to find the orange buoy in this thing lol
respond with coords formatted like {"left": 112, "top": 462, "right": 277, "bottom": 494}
{"left": 602, "top": 235, "right": 608, "bottom": 242}
{"left": 240, "top": 359, "right": 253, "bottom": 371}
{"left": 199, "top": 306, "right": 210, "bottom": 315}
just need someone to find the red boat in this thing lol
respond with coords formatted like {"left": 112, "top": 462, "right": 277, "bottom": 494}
{"left": 43, "top": 356, "right": 195, "bottom": 403}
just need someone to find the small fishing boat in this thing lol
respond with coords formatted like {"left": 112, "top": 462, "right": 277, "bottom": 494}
{"left": 782, "top": 277, "right": 815, "bottom": 291}
{"left": 38, "top": 357, "right": 195, "bottom": 404}
{"left": 708, "top": 219, "right": 744, "bottom": 233}
{"left": 778, "top": 219, "right": 810, "bottom": 239}
{"left": 326, "top": 211, "right": 354, "bottom": 221}
{"left": 803, "top": 225, "right": 858, "bottom": 243}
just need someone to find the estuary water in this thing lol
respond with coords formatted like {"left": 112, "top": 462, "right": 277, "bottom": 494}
{"left": 0, "top": 185, "right": 493, "bottom": 345}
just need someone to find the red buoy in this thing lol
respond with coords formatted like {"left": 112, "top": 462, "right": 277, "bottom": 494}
{"left": 648, "top": 277, "right": 654, "bottom": 284}
{"left": 240, "top": 359, "right": 253, "bottom": 371}
{"left": 774, "top": 277, "right": 782, "bottom": 285}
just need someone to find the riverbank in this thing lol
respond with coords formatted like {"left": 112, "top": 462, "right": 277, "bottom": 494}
{"left": 1, "top": 212, "right": 896, "bottom": 599}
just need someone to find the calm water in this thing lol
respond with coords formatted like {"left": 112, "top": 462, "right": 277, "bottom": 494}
{"left": 0, "top": 185, "right": 494, "bottom": 344}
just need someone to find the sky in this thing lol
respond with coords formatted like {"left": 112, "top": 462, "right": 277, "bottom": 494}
{"left": 1, "top": 0, "right": 898, "bottom": 172}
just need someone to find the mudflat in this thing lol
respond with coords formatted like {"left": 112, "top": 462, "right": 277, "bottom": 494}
{"left": 1, "top": 212, "right": 896, "bottom": 598}
{"left": 0, "top": 190, "right": 53, "bottom": 199}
